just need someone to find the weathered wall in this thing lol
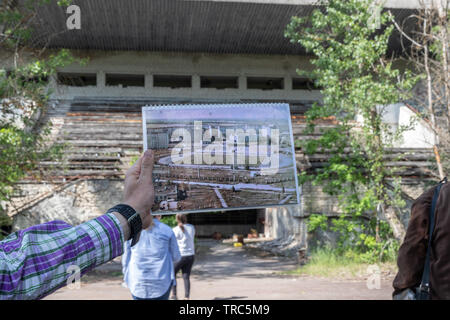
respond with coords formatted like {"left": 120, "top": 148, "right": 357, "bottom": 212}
{"left": 12, "top": 179, "right": 124, "bottom": 231}
{"left": 369, "top": 103, "right": 436, "bottom": 148}
{"left": 264, "top": 204, "right": 307, "bottom": 244}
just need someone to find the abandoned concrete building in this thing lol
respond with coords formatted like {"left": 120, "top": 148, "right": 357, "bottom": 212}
{"left": 2, "top": 0, "right": 436, "bottom": 254}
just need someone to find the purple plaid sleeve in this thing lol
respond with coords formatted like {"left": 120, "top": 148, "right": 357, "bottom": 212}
{"left": 0, "top": 213, "right": 124, "bottom": 300}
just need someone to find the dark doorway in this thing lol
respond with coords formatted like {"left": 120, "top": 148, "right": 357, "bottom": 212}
{"left": 187, "top": 209, "right": 258, "bottom": 238}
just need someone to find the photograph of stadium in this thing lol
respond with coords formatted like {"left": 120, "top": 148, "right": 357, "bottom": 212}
{"left": 142, "top": 103, "right": 300, "bottom": 214}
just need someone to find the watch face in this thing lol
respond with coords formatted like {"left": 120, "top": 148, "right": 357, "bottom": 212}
{"left": 128, "top": 210, "right": 142, "bottom": 247}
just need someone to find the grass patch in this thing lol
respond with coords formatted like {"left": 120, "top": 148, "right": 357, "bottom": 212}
{"left": 282, "top": 248, "right": 398, "bottom": 279}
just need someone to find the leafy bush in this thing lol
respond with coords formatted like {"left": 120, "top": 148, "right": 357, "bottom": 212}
{"left": 307, "top": 214, "right": 399, "bottom": 263}
{"left": 286, "top": 246, "right": 397, "bottom": 278}
{"left": 160, "top": 215, "right": 177, "bottom": 228}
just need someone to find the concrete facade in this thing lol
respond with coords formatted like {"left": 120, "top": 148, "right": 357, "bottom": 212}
{"left": 12, "top": 179, "right": 124, "bottom": 230}
{"left": 45, "top": 51, "right": 320, "bottom": 102}
{"left": 356, "top": 102, "right": 436, "bottom": 148}
{"left": 3, "top": 49, "right": 437, "bottom": 253}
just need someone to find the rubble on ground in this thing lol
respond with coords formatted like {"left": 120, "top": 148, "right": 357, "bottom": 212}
{"left": 242, "top": 235, "right": 304, "bottom": 260}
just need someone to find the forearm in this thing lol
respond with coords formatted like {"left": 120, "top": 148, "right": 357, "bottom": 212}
{"left": 0, "top": 149, "right": 154, "bottom": 300}
{"left": 0, "top": 213, "right": 125, "bottom": 300}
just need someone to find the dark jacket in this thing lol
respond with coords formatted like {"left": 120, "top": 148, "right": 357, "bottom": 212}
{"left": 393, "top": 182, "right": 450, "bottom": 299}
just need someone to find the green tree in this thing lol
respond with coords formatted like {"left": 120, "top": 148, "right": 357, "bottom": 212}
{"left": 0, "top": 0, "right": 79, "bottom": 238}
{"left": 160, "top": 215, "right": 177, "bottom": 228}
{"left": 389, "top": 2, "right": 449, "bottom": 179}
{"left": 286, "top": 0, "right": 420, "bottom": 262}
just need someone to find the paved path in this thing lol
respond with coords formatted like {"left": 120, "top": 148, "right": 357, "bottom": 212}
{"left": 44, "top": 240, "right": 394, "bottom": 300}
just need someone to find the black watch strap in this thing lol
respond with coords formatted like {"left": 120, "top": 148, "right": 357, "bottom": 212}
{"left": 107, "top": 204, "right": 142, "bottom": 247}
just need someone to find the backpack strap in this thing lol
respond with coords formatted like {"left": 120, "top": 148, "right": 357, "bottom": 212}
{"left": 418, "top": 177, "right": 447, "bottom": 296}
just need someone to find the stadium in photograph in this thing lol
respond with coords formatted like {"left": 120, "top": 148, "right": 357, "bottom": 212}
{"left": 143, "top": 104, "right": 300, "bottom": 214}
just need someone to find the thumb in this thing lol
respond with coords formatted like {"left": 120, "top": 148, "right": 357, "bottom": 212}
{"left": 126, "top": 153, "right": 144, "bottom": 178}
{"left": 139, "top": 149, "right": 154, "bottom": 184}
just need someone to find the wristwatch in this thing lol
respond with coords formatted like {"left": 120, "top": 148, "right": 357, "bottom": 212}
{"left": 107, "top": 204, "right": 142, "bottom": 247}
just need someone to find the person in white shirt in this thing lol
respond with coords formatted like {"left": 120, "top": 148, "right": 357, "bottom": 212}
{"left": 170, "top": 214, "right": 195, "bottom": 300}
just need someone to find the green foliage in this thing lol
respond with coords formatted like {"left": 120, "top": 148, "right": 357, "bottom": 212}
{"left": 0, "top": 0, "right": 80, "bottom": 231}
{"left": 160, "top": 215, "right": 177, "bottom": 228}
{"left": 0, "top": 213, "right": 12, "bottom": 240}
{"left": 129, "top": 155, "right": 139, "bottom": 166}
{"left": 282, "top": 247, "right": 398, "bottom": 278}
{"left": 307, "top": 214, "right": 328, "bottom": 232}
{"left": 287, "top": 0, "right": 420, "bottom": 262}
{"left": 307, "top": 216, "right": 399, "bottom": 264}
{"left": 0, "top": 1, "right": 71, "bottom": 50}
{"left": 57, "top": 0, "right": 73, "bottom": 6}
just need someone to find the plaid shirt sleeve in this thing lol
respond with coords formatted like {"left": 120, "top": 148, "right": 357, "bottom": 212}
{"left": 0, "top": 213, "right": 124, "bottom": 300}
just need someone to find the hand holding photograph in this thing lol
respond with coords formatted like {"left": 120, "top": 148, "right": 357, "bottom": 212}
{"left": 142, "top": 103, "right": 300, "bottom": 214}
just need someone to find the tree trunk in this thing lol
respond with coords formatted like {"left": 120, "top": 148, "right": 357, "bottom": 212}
{"left": 383, "top": 204, "right": 406, "bottom": 242}
{"left": 423, "top": 13, "right": 445, "bottom": 179}
{"left": 434, "top": 145, "right": 445, "bottom": 179}
{"left": 438, "top": 3, "right": 450, "bottom": 130}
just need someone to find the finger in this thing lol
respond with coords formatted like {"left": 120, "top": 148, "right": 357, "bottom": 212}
{"left": 139, "top": 149, "right": 154, "bottom": 184}
{"left": 126, "top": 153, "right": 144, "bottom": 178}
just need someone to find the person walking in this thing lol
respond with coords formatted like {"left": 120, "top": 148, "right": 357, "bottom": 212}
{"left": 170, "top": 214, "right": 195, "bottom": 300}
{"left": 122, "top": 215, "right": 181, "bottom": 300}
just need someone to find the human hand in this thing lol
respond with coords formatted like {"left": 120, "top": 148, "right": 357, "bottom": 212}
{"left": 123, "top": 150, "right": 155, "bottom": 229}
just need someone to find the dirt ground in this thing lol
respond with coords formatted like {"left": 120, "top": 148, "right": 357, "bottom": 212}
{"left": 44, "top": 239, "right": 395, "bottom": 300}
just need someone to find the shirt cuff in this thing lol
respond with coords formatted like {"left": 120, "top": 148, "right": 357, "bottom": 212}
{"left": 79, "top": 213, "right": 124, "bottom": 267}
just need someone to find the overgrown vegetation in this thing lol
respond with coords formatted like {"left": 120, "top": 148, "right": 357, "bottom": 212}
{"left": 282, "top": 247, "right": 397, "bottom": 278}
{"left": 286, "top": 0, "right": 421, "bottom": 263}
{"left": 0, "top": 0, "right": 80, "bottom": 238}
{"left": 307, "top": 214, "right": 399, "bottom": 263}
{"left": 388, "top": 1, "right": 450, "bottom": 179}
{"left": 160, "top": 215, "right": 177, "bottom": 228}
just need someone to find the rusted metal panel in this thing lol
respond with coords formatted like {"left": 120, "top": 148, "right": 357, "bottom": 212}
{"left": 28, "top": 0, "right": 415, "bottom": 55}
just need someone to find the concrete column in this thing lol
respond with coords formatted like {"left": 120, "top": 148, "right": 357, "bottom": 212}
{"left": 264, "top": 205, "right": 306, "bottom": 244}
{"left": 192, "top": 74, "right": 200, "bottom": 90}
{"left": 238, "top": 74, "right": 247, "bottom": 90}
{"left": 264, "top": 208, "right": 273, "bottom": 238}
{"left": 97, "top": 71, "right": 105, "bottom": 89}
{"left": 145, "top": 73, "right": 153, "bottom": 89}
{"left": 256, "top": 208, "right": 266, "bottom": 234}
{"left": 284, "top": 75, "right": 293, "bottom": 91}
